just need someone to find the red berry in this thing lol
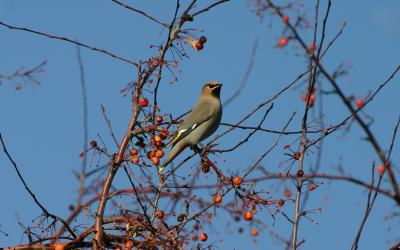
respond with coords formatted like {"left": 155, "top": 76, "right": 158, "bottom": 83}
{"left": 297, "top": 170, "right": 304, "bottom": 177}
{"left": 356, "top": 99, "right": 364, "bottom": 108}
{"left": 199, "top": 36, "right": 207, "bottom": 44}
{"left": 243, "top": 211, "right": 254, "bottom": 221}
{"left": 155, "top": 210, "right": 165, "bottom": 219}
{"left": 232, "top": 176, "right": 243, "bottom": 186}
{"left": 155, "top": 116, "right": 163, "bottom": 124}
{"left": 308, "top": 184, "right": 318, "bottom": 191}
{"left": 139, "top": 98, "right": 149, "bottom": 107}
{"left": 278, "top": 37, "right": 288, "bottom": 47}
{"left": 277, "top": 199, "right": 285, "bottom": 206}
{"left": 213, "top": 194, "right": 222, "bottom": 204}
{"left": 195, "top": 42, "right": 203, "bottom": 51}
{"left": 90, "top": 140, "right": 97, "bottom": 148}
{"left": 282, "top": 15, "right": 289, "bottom": 23}
{"left": 199, "top": 232, "right": 208, "bottom": 241}
{"left": 377, "top": 165, "right": 385, "bottom": 175}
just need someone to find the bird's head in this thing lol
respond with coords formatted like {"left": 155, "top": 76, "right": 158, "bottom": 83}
{"left": 202, "top": 81, "right": 223, "bottom": 98}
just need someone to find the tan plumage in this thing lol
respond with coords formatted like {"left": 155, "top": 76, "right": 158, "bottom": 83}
{"left": 159, "top": 81, "right": 223, "bottom": 172}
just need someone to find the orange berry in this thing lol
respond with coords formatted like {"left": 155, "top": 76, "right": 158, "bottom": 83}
{"left": 131, "top": 156, "right": 139, "bottom": 164}
{"left": 277, "top": 199, "right": 285, "bottom": 206}
{"left": 243, "top": 211, "right": 254, "bottom": 221}
{"left": 130, "top": 149, "right": 138, "bottom": 156}
{"left": 356, "top": 99, "right": 364, "bottom": 108}
{"left": 146, "top": 151, "right": 153, "bottom": 159}
{"left": 213, "top": 194, "right": 222, "bottom": 204}
{"left": 377, "top": 165, "right": 385, "bottom": 175}
{"left": 54, "top": 243, "right": 66, "bottom": 250}
{"left": 125, "top": 240, "right": 134, "bottom": 250}
{"left": 155, "top": 149, "right": 165, "bottom": 158}
{"left": 278, "top": 37, "right": 288, "bottom": 47}
{"left": 284, "top": 188, "right": 292, "bottom": 198}
{"left": 151, "top": 156, "right": 160, "bottom": 165}
{"left": 155, "top": 210, "right": 165, "bottom": 219}
{"left": 154, "top": 135, "right": 163, "bottom": 143}
{"left": 139, "top": 98, "right": 149, "bottom": 107}
{"left": 282, "top": 15, "right": 289, "bottom": 23}
{"left": 232, "top": 176, "right": 243, "bottom": 186}
{"left": 199, "top": 232, "right": 208, "bottom": 241}
{"left": 250, "top": 228, "right": 259, "bottom": 237}
{"left": 307, "top": 43, "right": 316, "bottom": 53}
{"left": 159, "top": 131, "right": 169, "bottom": 140}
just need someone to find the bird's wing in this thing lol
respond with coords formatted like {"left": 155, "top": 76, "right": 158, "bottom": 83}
{"left": 165, "top": 102, "right": 212, "bottom": 148}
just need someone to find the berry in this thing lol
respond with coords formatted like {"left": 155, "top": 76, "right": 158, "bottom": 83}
{"left": 199, "top": 232, "right": 208, "bottom": 241}
{"left": 131, "top": 156, "right": 139, "bottom": 164}
{"left": 308, "top": 43, "right": 316, "bottom": 53}
{"left": 195, "top": 42, "right": 203, "bottom": 51}
{"left": 79, "top": 152, "right": 85, "bottom": 159}
{"left": 155, "top": 116, "right": 163, "bottom": 124}
{"left": 151, "top": 156, "right": 160, "bottom": 165}
{"left": 125, "top": 240, "right": 134, "bottom": 250}
{"left": 155, "top": 210, "right": 165, "bottom": 219}
{"left": 282, "top": 15, "right": 289, "bottom": 23}
{"left": 90, "top": 140, "right": 97, "bottom": 148}
{"left": 155, "top": 149, "right": 165, "bottom": 158}
{"left": 284, "top": 189, "right": 292, "bottom": 198}
{"left": 278, "top": 37, "right": 288, "bottom": 47}
{"left": 277, "top": 199, "right": 285, "bottom": 206}
{"left": 243, "top": 211, "right": 254, "bottom": 221}
{"left": 250, "top": 228, "right": 259, "bottom": 237}
{"left": 356, "top": 99, "right": 364, "bottom": 108}
{"left": 154, "top": 135, "right": 163, "bottom": 143}
{"left": 159, "top": 131, "right": 169, "bottom": 140}
{"left": 308, "top": 184, "right": 318, "bottom": 191}
{"left": 213, "top": 194, "right": 222, "bottom": 204}
{"left": 130, "top": 149, "right": 138, "bottom": 156}
{"left": 297, "top": 170, "right": 304, "bottom": 177}
{"left": 139, "top": 98, "right": 149, "bottom": 107}
{"left": 199, "top": 36, "right": 207, "bottom": 44}
{"left": 232, "top": 176, "right": 243, "bottom": 186}
{"left": 377, "top": 165, "right": 385, "bottom": 175}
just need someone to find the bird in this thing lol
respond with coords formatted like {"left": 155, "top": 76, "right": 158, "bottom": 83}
{"left": 159, "top": 81, "right": 223, "bottom": 172}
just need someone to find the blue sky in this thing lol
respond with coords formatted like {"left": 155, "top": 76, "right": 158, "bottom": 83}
{"left": 1, "top": 1, "right": 400, "bottom": 249}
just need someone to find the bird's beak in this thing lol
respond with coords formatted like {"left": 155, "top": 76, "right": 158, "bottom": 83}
{"left": 216, "top": 83, "right": 223, "bottom": 88}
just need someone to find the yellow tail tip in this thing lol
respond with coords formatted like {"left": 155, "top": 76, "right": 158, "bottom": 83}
{"left": 159, "top": 167, "right": 165, "bottom": 173}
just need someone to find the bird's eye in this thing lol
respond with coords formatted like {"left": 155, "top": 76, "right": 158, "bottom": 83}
{"left": 207, "top": 84, "right": 215, "bottom": 88}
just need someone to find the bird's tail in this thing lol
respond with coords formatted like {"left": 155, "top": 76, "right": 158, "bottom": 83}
{"left": 159, "top": 142, "right": 187, "bottom": 173}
